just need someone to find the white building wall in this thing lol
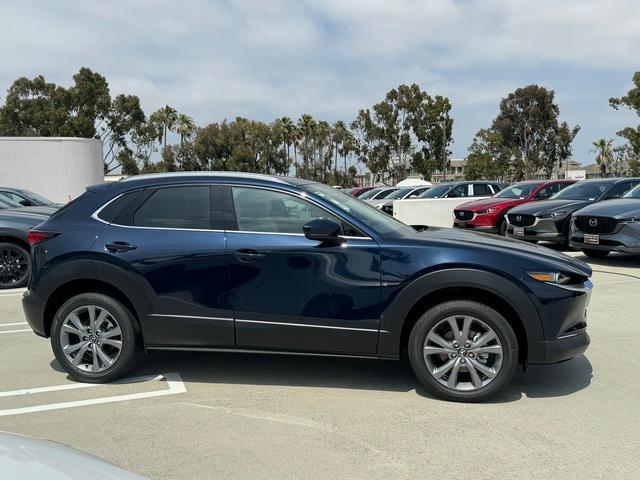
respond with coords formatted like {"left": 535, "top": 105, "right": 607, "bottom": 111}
{"left": 0, "top": 137, "right": 102, "bottom": 203}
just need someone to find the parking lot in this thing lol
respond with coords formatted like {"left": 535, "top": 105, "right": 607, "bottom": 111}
{"left": 0, "top": 250, "right": 638, "bottom": 479}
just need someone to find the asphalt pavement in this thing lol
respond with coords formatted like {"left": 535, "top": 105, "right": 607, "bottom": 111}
{"left": 1, "top": 251, "right": 638, "bottom": 479}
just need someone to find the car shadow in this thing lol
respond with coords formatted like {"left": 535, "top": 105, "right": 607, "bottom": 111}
{"left": 120, "top": 350, "right": 592, "bottom": 403}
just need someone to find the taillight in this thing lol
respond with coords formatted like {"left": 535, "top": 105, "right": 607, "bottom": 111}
{"left": 27, "top": 230, "right": 59, "bottom": 246}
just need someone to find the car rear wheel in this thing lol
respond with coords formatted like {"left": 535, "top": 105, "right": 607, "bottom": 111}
{"left": 583, "top": 249, "right": 610, "bottom": 258}
{"left": 408, "top": 300, "right": 518, "bottom": 402}
{"left": 0, "top": 242, "right": 31, "bottom": 289}
{"left": 51, "top": 293, "right": 138, "bottom": 383}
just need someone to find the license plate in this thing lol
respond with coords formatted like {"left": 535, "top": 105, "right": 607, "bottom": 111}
{"left": 458, "top": 222, "right": 466, "bottom": 228}
{"left": 514, "top": 227, "right": 525, "bottom": 236}
{"left": 584, "top": 234, "right": 600, "bottom": 245}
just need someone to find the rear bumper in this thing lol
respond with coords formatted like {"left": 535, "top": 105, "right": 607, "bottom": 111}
{"left": 530, "top": 331, "right": 590, "bottom": 364}
{"left": 22, "top": 289, "right": 47, "bottom": 338}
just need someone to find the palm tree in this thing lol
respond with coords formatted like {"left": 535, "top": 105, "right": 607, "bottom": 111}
{"left": 297, "top": 114, "right": 316, "bottom": 179}
{"left": 332, "top": 120, "right": 348, "bottom": 176}
{"left": 590, "top": 139, "right": 614, "bottom": 177}
{"left": 150, "top": 105, "right": 178, "bottom": 150}
{"left": 279, "top": 117, "right": 297, "bottom": 175}
{"left": 176, "top": 113, "right": 196, "bottom": 144}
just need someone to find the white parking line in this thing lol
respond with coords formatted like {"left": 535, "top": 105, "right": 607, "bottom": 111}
{"left": 0, "top": 322, "right": 28, "bottom": 327}
{"left": 0, "top": 287, "right": 27, "bottom": 297}
{"left": 0, "top": 328, "right": 32, "bottom": 334}
{"left": 0, "top": 372, "right": 186, "bottom": 417}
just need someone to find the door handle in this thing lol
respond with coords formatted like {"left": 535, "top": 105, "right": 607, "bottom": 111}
{"left": 105, "top": 241, "right": 137, "bottom": 253}
{"left": 234, "top": 248, "right": 266, "bottom": 262}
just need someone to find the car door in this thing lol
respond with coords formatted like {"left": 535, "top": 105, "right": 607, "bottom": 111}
{"left": 471, "top": 183, "right": 492, "bottom": 197}
{"left": 93, "top": 184, "right": 235, "bottom": 348}
{"left": 224, "top": 186, "right": 381, "bottom": 354}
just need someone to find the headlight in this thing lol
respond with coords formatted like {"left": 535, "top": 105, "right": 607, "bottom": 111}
{"left": 527, "top": 271, "right": 572, "bottom": 284}
{"left": 539, "top": 210, "right": 567, "bottom": 219}
{"left": 620, "top": 217, "right": 640, "bottom": 224}
{"left": 477, "top": 208, "right": 498, "bottom": 215}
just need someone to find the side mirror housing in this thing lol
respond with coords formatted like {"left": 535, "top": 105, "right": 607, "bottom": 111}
{"left": 303, "top": 218, "right": 343, "bottom": 244}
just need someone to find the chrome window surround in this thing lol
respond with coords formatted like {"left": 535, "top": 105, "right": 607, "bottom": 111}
{"left": 91, "top": 184, "right": 375, "bottom": 241}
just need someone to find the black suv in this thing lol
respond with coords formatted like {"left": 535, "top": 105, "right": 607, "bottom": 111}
{"left": 23, "top": 173, "right": 592, "bottom": 402}
{"left": 506, "top": 178, "right": 640, "bottom": 245}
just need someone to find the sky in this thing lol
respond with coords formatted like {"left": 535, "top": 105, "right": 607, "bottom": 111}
{"left": 1, "top": 0, "right": 639, "bottom": 165}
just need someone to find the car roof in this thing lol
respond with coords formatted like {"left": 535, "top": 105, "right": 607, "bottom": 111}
{"left": 119, "top": 172, "right": 315, "bottom": 187}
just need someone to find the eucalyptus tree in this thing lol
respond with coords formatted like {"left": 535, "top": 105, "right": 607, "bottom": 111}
{"left": 610, "top": 71, "right": 640, "bottom": 157}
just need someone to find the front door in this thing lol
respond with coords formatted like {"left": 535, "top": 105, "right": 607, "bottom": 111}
{"left": 225, "top": 186, "right": 381, "bottom": 354}
{"left": 93, "top": 184, "right": 235, "bottom": 347}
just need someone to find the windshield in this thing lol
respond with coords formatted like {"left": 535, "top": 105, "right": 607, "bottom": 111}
{"left": 624, "top": 185, "right": 640, "bottom": 199}
{"left": 495, "top": 183, "right": 541, "bottom": 199}
{"left": 550, "top": 181, "right": 612, "bottom": 201}
{"left": 17, "top": 189, "right": 53, "bottom": 205}
{"left": 303, "top": 183, "right": 415, "bottom": 237}
{"left": 385, "top": 188, "right": 414, "bottom": 200}
{"left": 373, "top": 188, "right": 397, "bottom": 200}
{"left": 417, "top": 184, "right": 453, "bottom": 198}
{"left": 358, "top": 188, "right": 384, "bottom": 200}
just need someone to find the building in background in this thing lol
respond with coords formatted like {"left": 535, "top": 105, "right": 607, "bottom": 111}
{"left": 0, "top": 137, "right": 102, "bottom": 202}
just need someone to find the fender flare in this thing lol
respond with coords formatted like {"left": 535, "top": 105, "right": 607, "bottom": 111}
{"left": 377, "top": 268, "right": 543, "bottom": 358}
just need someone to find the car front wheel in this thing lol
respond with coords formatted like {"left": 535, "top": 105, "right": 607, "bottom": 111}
{"left": 51, "top": 293, "right": 138, "bottom": 383}
{"left": 408, "top": 300, "right": 518, "bottom": 402}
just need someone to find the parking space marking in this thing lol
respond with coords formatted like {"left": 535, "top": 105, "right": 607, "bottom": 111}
{"left": 0, "top": 288, "right": 27, "bottom": 297}
{"left": 0, "top": 322, "right": 28, "bottom": 327}
{"left": 0, "top": 372, "right": 186, "bottom": 417}
{"left": 0, "top": 328, "right": 32, "bottom": 334}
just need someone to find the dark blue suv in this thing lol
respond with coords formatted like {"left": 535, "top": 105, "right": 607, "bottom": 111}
{"left": 23, "top": 173, "right": 593, "bottom": 402}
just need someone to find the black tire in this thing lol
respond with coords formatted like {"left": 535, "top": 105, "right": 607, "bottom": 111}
{"left": 497, "top": 218, "right": 507, "bottom": 236}
{"left": 583, "top": 249, "right": 610, "bottom": 258}
{"left": 0, "top": 242, "right": 31, "bottom": 289}
{"left": 408, "top": 300, "right": 518, "bottom": 402}
{"left": 51, "top": 293, "right": 139, "bottom": 383}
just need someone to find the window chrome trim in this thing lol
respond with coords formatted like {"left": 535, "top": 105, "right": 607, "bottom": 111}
{"left": 236, "top": 318, "right": 379, "bottom": 333}
{"left": 91, "top": 183, "right": 374, "bottom": 240}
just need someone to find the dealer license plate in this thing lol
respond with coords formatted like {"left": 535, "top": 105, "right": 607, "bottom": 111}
{"left": 514, "top": 227, "right": 525, "bottom": 236}
{"left": 584, "top": 234, "right": 600, "bottom": 245}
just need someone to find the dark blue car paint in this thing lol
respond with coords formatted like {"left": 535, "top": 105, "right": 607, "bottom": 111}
{"left": 23, "top": 173, "right": 592, "bottom": 365}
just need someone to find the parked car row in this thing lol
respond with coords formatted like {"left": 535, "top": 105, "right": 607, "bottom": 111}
{"left": 0, "top": 188, "right": 57, "bottom": 289}
{"left": 452, "top": 177, "right": 640, "bottom": 257}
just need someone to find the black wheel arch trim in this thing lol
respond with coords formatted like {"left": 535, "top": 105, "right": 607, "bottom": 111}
{"left": 377, "top": 268, "right": 544, "bottom": 360}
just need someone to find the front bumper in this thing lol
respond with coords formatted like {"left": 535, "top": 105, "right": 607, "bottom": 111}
{"left": 530, "top": 331, "right": 590, "bottom": 364}
{"left": 569, "top": 223, "right": 640, "bottom": 253}
{"left": 453, "top": 222, "right": 498, "bottom": 234}
{"left": 506, "top": 217, "right": 568, "bottom": 244}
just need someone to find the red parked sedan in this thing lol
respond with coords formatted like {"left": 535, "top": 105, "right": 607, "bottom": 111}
{"left": 453, "top": 179, "right": 577, "bottom": 235}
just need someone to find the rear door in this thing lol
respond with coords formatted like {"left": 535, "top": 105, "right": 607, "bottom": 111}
{"left": 224, "top": 186, "right": 381, "bottom": 354}
{"left": 93, "top": 184, "right": 235, "bottom": 348}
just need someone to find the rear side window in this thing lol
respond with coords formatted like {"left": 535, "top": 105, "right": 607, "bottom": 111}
{"left": 472, "top": 184, "right": 491, "bottom": 196}
{"left": 447, "top": 185, "right": 469, "bottom": 198}
{"left": 133, "top": 186, "right": 211, "bottom": 229}
{"left": 97, "top": 191, "right": 143, "bottom": 223}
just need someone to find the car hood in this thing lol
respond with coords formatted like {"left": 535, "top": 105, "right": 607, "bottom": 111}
{"left": 367, "top": 199, "right": 389, "bottom": 206}
{"left": 0, "top": 431, "right": 147, "bottom": 479}
{"left": 418, "top": 227, "right": 592, "bottom": 277}
{"left": 574, "top": 198, "right": 640, "bottom": 218}
{"left": 15, "top": 205, "right": 58, "bottom": 215}
{"left": 508, "top": 199, "right": 591, "bottom": 216}
{"left": 456, "top": 197, "right": 524, "bottom": 210}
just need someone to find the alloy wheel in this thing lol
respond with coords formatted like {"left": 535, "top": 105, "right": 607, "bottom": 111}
{"left": 0, "top": 246, "right": 29, "bottom": 287}
{"left": 423, "top": 315, "right": 503, "bottom": 391}
{"left": 59, "top": 305, "right": 123, "bottom": 373}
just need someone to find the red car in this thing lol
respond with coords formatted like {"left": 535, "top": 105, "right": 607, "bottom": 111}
{"left": 453, "top": 179, "right": 577, "bottom": 235}
{"left": 347, "top": 186, "right": 376, "bottom": 197}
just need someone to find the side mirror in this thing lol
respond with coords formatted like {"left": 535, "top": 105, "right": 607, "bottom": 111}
{"left": 303, "top": 218, "right": 343, "bottom": 244}
{"left": 19, "top": 199, "right": 30, "bottom": 206}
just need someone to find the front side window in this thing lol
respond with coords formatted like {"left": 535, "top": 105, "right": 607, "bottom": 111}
{"left": 133, "top": 186, "right": 211, "bottom": 229}
{"left": 604, "top": 182, "right": 639, "bottom": 199}
{"left": 231, "top": 187, "right": 343, "bottom": 235}
{"left": 446, "top": 184, "right": 469, "bottom": 198}
{"left": 551, "top": 181, "right": 612, "bottom": 201}
{"left": 624, "top": 185, "right": 640, "bottom": 198}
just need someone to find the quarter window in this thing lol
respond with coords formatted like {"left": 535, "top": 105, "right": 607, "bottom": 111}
{"left": 231, "top": 187, "right": 343, "bottom": 235}
{"left": 133, "top": 186, "right": 211, "bottom": 229}
{"left": 472, "top": 184, "right": 491, "bottom": 196}
{"left": 604, "top": 182, "right": 638, "bottom": 199}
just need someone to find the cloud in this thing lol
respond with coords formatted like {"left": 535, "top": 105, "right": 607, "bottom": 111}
{"left": 0, "top": 0, "right": 638, "bottom": 160}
